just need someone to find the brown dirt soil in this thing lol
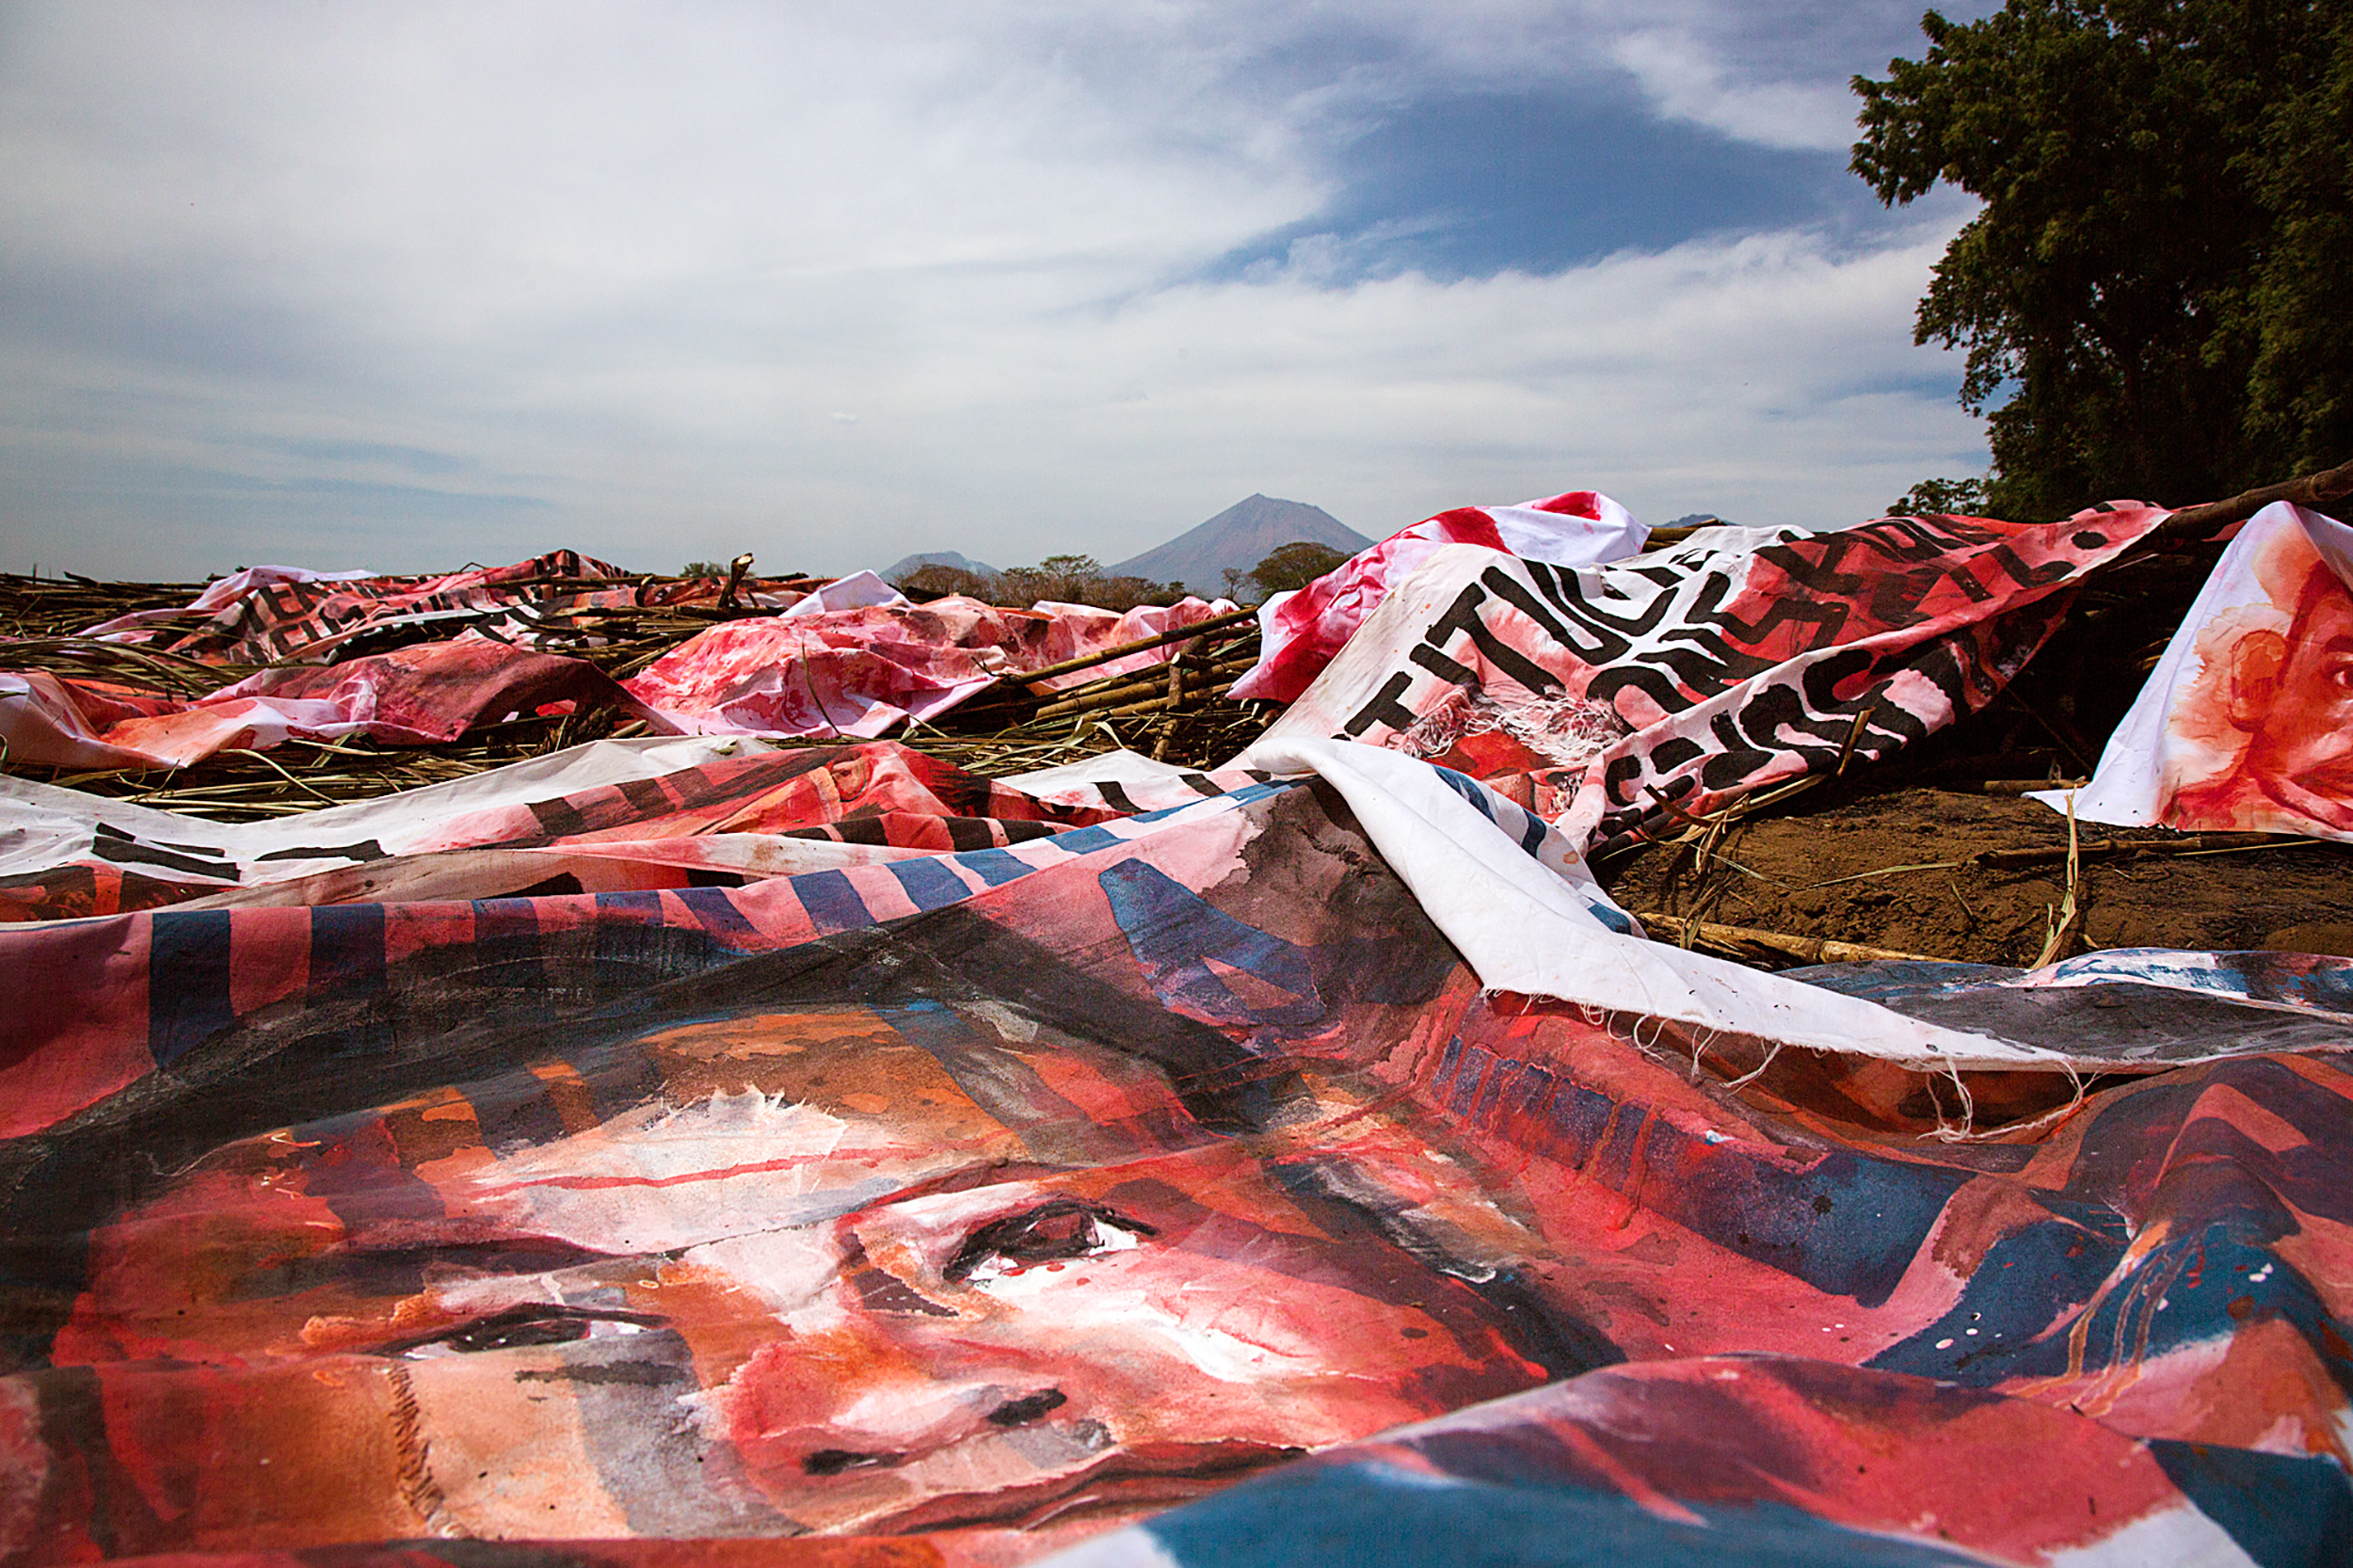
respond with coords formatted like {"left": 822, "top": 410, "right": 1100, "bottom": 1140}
{"left": 1599, "top": 784, "right": 2353, "bottom": 968}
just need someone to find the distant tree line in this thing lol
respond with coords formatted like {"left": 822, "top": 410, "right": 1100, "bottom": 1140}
{"left": 677, "top": 542, "right": 1360, "bottom": 608}
{"left": 892, "top": 553, "right": 1190, "bottom": 612}
{"left": 893, "top": 542, "right": 1354, "bottom": 609}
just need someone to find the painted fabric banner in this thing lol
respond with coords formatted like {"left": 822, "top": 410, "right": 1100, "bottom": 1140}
{"left": 621, "top": 596, "right": 1239, "bottom": 740}
{"left": 75, "top": 552, "right": 769, "bottom": 666}
{"left": 1, "top": 740, "right": 2349, "bottom": 1566}
{"left": 0, "top": 737, "right": 1139, "bottom": 924}
{"left": 1248, "top": 505, "right": 2172, "bottom": 850}
{"left": 0, "top": 637, "right": 662, "bottom": 772}
{"left": 1229, "top": 490, "right": 1649, "bottom": 707}
{"left": 2040, "top": 502, "right": 2353, "bottom": 840}
{"left": 1, "top": 552, "right": 768, "bottom": 770}
{"left": 1052, "top": 1357, "right": 2353, "bottom": 1568}
{"left": 4, "top": 572, "right": 1241, "bottom": 766}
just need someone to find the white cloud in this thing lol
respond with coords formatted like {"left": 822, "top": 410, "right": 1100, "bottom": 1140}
{"left": 1606, "top": 27, "right": 1863, "bottom": 152}
{"left": 0, "top": 2, "right": 1987, "bottom": 578}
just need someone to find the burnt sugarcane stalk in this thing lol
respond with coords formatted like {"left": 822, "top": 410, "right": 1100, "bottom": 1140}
{"left": 1971, "top": 831, "right": 2311, "bottom": 870}
{"left": 1032, "top": 655, "right": 1257, "bottom": 720}
{"left": 1084, "top": 680, "right": 1240, "bottom": 720}
{"left": 1634, "top": 912, "right": 1942, "bottom": 966}
{"left": 958, "top": 607, "right": 1260, "bottom": 704}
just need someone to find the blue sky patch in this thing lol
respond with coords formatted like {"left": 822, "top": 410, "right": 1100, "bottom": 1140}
{"left": 1206, "top": 87, "right": 1863, "bottom": 283}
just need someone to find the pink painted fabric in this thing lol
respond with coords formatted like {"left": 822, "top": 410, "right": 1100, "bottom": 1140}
{"left": 0, "top": 635, "right": 656, "bottom": 770}
{"left": 622, "top": 595, "right": 1238, "bottom": 739}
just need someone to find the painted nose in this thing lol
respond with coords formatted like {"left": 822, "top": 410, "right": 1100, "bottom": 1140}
{"left": 719, "top": 1310, "right": 1073, "bottom": 1486}
{"left": 800, "top": 1387, "right": 1067, "bottom": 1477}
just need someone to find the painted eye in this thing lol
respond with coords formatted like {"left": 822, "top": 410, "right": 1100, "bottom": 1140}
{"left": 943, "top": 1199, "right": 1155, "bottom": 1286}
{"left": 392, "top": 1305, "right": 661, "bottom": 1359}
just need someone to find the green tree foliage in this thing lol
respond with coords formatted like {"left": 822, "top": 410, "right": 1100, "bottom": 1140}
{"left": 985, "top": 553, "right": 1185, "bottom": 612}
{"left": 1251, "top": 541, "right": 1351, "bottom": 597}
{"left": 1852, "top": 1, "right": 2353, "bottom": 518}
{"left": 894, "top": 563, "right": 998, "bottom": 600}
{"left": 680, "top": 560, "right": 728, "bottom": 578}
{"left": 1889, "top": 476, "right": 1991, "bottom": 516}
{"left": 1222, "top": 541, "right": 1352, "bottom": 602}
{"left": 997, "top": 553, "right": 1107, "bottom": 606}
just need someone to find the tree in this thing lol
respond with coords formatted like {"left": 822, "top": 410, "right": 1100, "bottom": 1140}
{"left": 1224, "top": 541, "right": 1351, "bottom": 602}
{"left": 896, "top": 563, "right": 997, "bottom": 600}
{"left": 1888, "top": 476, "right": 1990, "bottom": 517}
{"left": 1086, "top": 575, "right": 1189, "bottom": 612}
{"left": 989, "top": 554, "right": 1186, "bottom": 611}
{"left": 997, "top": 553, "right": 1104, "bottom": 607}
{"left": 1851, "top": 2, "right": 2353, "bottom": 518}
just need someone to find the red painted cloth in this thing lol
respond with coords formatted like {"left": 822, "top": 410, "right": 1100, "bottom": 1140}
{"left": 0, "top": 744, "right": 2346, "bottom": 1565}
{"left": 1066, "top": 1354, "right": 2353, "bottom": 1565}
{"left": 2045, "top": 500, "right": 2353, "bottom": 840}
{"left": 0, "top": 739, "right": 1127, "bottom": 923}
{"left": 1229, "top": 490, "right": 1648, "bottom": 705}
{"left": 13, "top": 561, "right": 1238, "bottom": 763}
{"left": 1250, "top": 504, "right": 2173, "bottom": 850}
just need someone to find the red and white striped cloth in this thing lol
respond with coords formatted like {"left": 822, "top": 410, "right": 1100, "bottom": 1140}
{"left": 1229, "top": 490, "right": 1648, "bottom": 704}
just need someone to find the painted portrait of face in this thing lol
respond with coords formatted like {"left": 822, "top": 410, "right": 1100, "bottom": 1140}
{"left": 3, "top": 972, "right": 1583, "bottom": 1559}
{"left": 2165, "top": 522, "right": 2353, "bottom": 834}
{"left": 2223, "top": 568, "right": 2353, "bottom": 828}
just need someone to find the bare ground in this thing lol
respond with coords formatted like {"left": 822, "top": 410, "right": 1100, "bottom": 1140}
{"left": 1599, "top": 785, "right": 2353, "bottom": 968}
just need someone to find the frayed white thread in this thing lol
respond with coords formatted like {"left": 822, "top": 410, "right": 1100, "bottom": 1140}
{"left": 1721, "top": 1039, "right": 1786, "bottom": 1092}
{"left": 1921, "top": 1055, "right": 1978, "bottom": 1143}
{"left": 1921, "top": 1057, "right": 2089, "bottom": 1144}
{"left": 1686, "top": 1026, "right": 1724, "bottom": 1082}
{"left": 1399, "top": 686, "right": 1630, "bottom": 768}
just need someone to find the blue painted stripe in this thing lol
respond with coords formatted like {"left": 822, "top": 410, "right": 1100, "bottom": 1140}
{"left": 593, "top": 889, "right": 664, "bottom": 918}
{"left": 792, "top": 869, "right": 874, "bottom": 935}
{"left": 955, "top": 848, "right": 1036, "bottom": 887}
{"left": 148, "top": 909, "right": 237, "bottom": 1068}
{"left": 1432, "top": 765, "right": 1497, "bottom": 821}
{"left": 1520, "top": 809, "right": 1548, "bottom": 856}
{"left": 306, "top": 901, "right": 386, "bottom": 1002}
{"left": 674, "top": 886, "right": 757, "bottom": 935}
{"left": 886, "top": 856, "right": 976, "bottom": 913}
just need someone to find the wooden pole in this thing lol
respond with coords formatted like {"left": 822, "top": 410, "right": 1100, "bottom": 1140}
{"left": 2141, "top": 456, "right": 2353, "bottom": 547}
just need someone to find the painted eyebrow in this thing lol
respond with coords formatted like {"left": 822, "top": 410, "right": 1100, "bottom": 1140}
{"left": 241, "top": 1237, "right": 626, "bottom": 1296}
{"left": 349, "top": 1238, "right": 620, "bottom": 1268}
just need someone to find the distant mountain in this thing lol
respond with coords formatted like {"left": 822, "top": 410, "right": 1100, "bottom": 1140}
{"left": 1110, "top": 495, "right": 1371, "bottom": 596}
{"left": 881, "top": 550, "right": 996, "bottom": 584}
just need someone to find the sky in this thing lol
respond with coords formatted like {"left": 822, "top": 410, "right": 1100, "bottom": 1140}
{"left": 0, "top": 1, "right": 2000, "bottom": 582}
